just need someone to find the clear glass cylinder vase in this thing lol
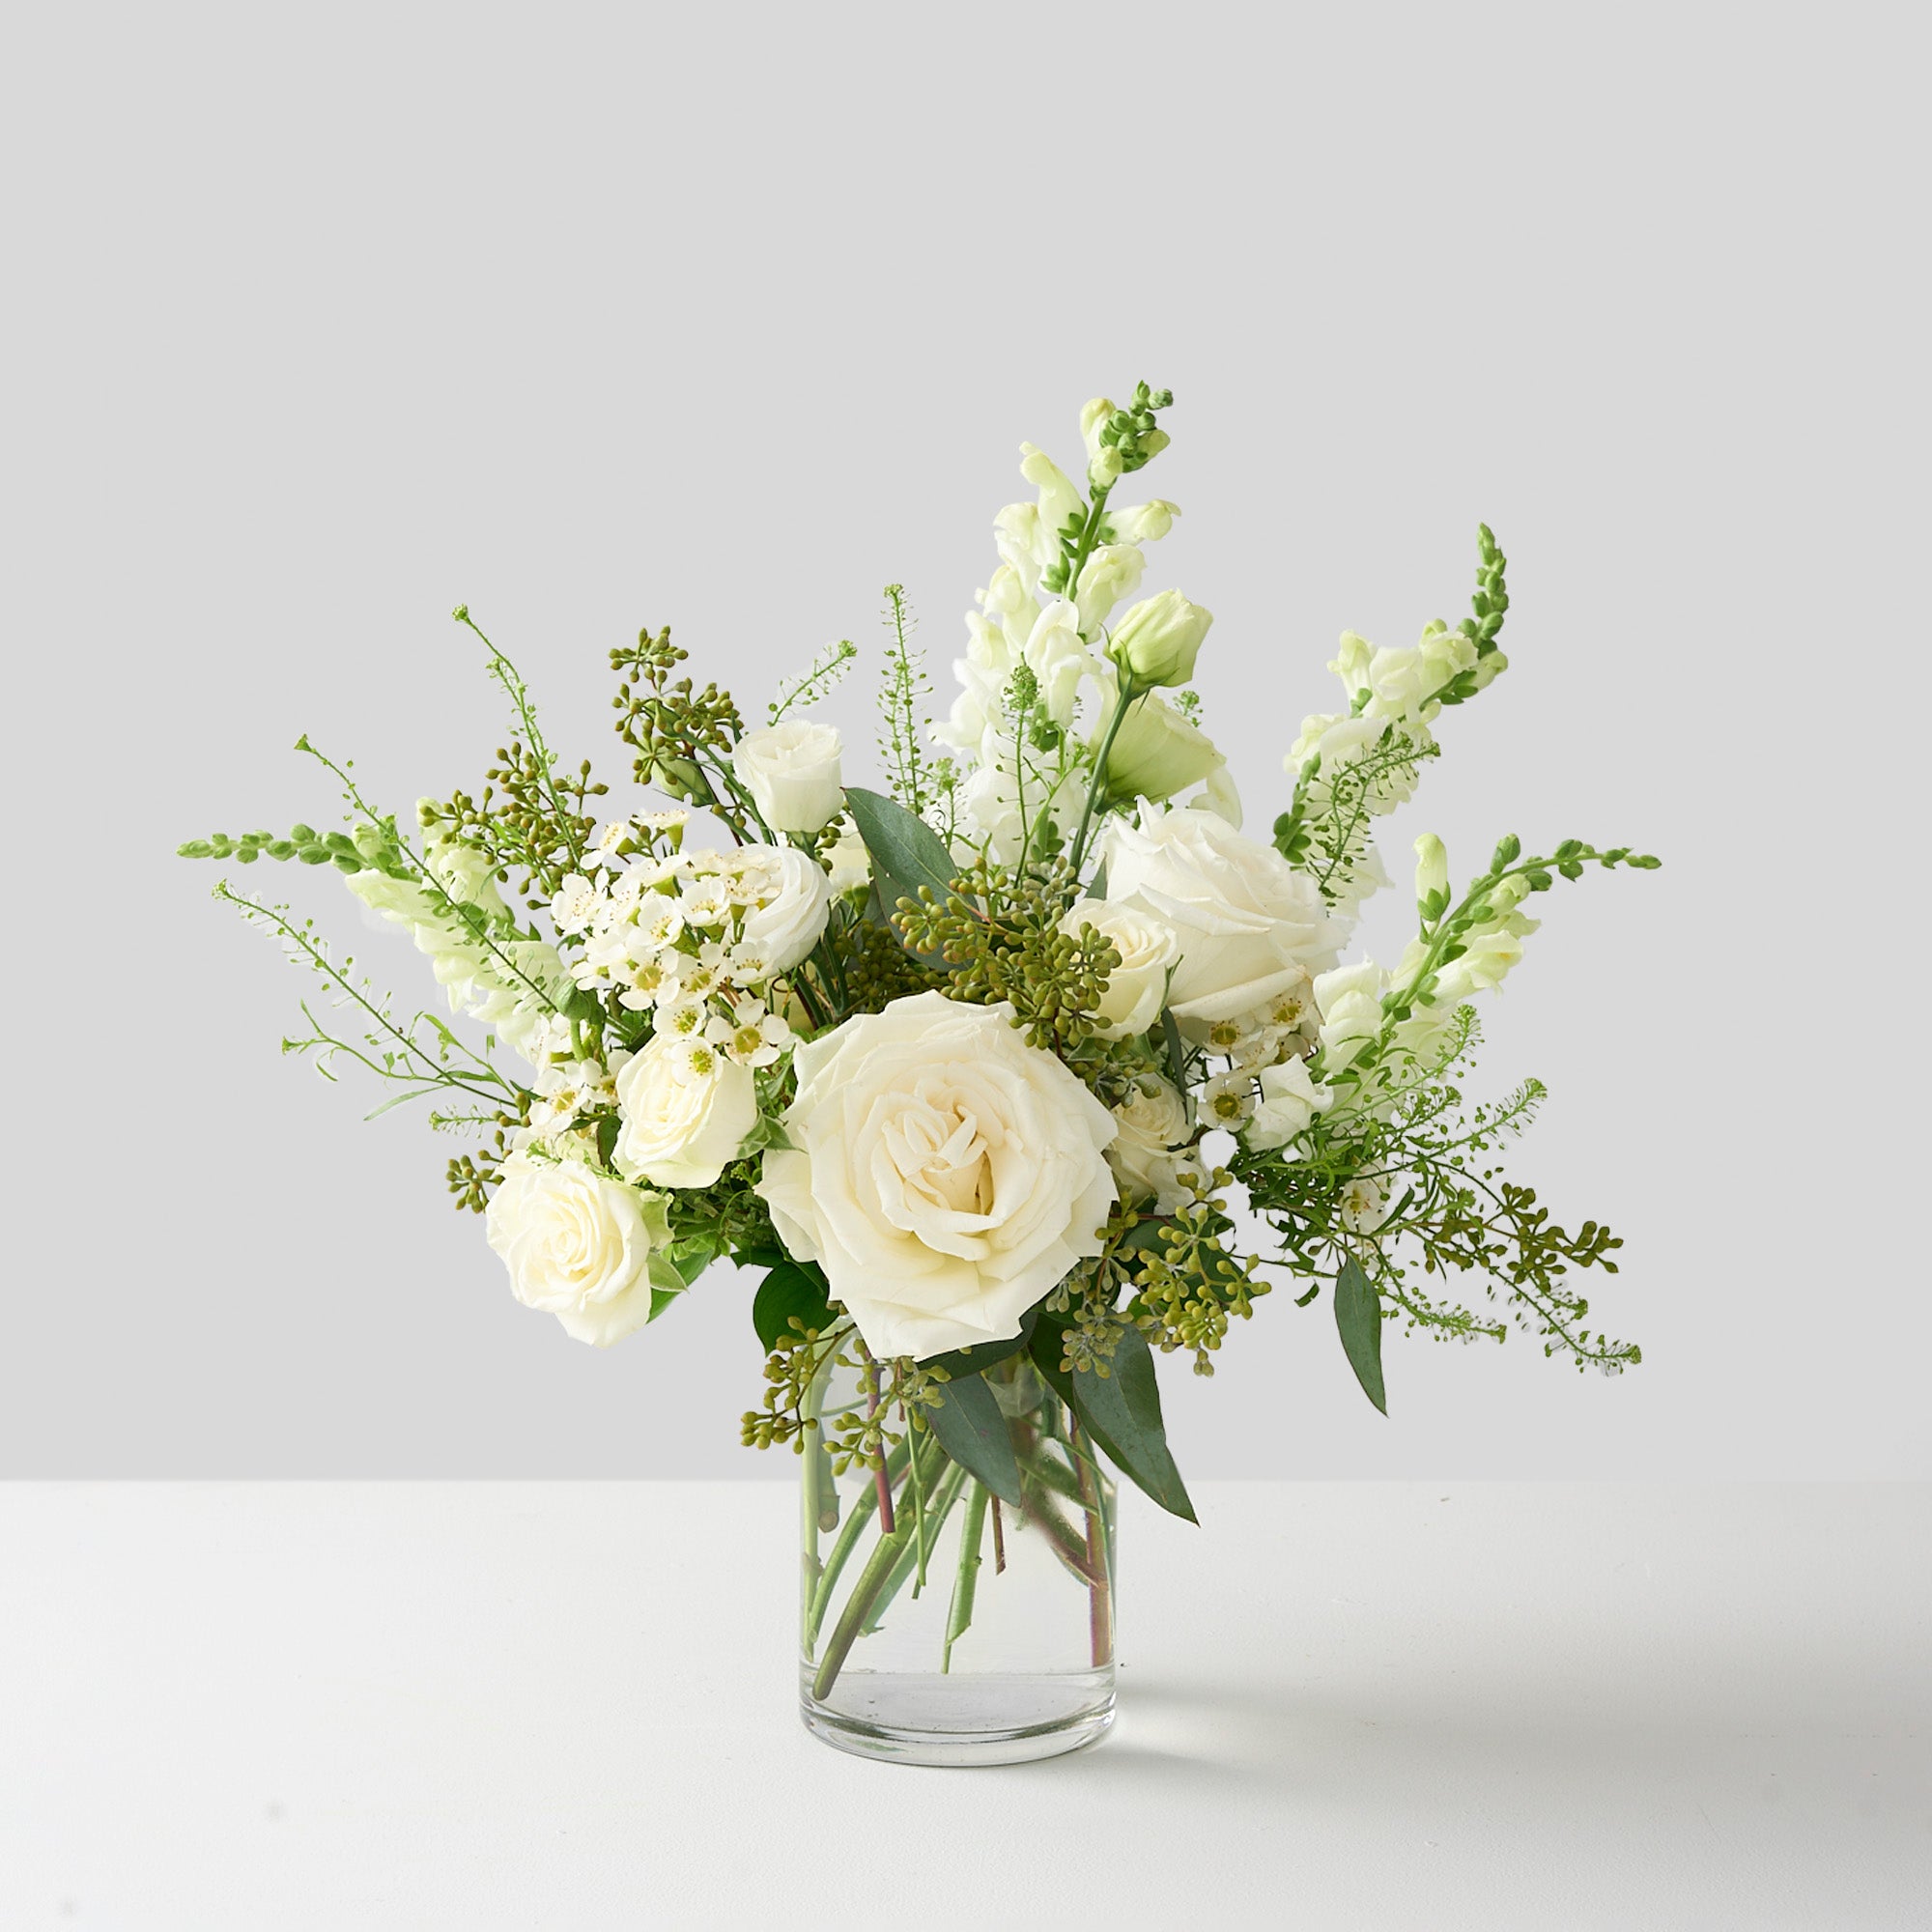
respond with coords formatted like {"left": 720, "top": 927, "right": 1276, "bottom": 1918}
{"left": 798, "top": 1350, "right": 1117, "bottom": 1766}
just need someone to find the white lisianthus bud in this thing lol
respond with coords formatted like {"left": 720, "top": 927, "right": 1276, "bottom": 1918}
{"left": 1059, "top": 896, "right": 1180, "bottom": 1039}
{"left": 1108, "top": 589, "right": 1213, "bottom": 688}
{"left": 1073, "top": 543, "right": 1146, "bottom": 639}
{"left": 732, "top": 720, "right": 844, "bottom": 834}
{"left": 1413, "top": 834, "right": 1449, "bottom": 918}
{"left": 1107, "top": 500, "right": 1179, "bottom": 544}
{"left": 1080, "top": 396, "right": 1117, "bottom": 460}
{"left": 1244, "top": 1054, "right": 1335, "bottom": 1153}
{"left": 1102, "top": 692, "right": 1226, "bottom": 805}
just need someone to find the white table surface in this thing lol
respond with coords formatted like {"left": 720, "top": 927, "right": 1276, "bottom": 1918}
{"left": 3, "top": 1482, "right": 1925, "bottom": 1930}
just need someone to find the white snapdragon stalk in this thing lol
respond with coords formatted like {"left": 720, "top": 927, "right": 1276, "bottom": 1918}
{"left": 1312, "top": 959, "right": 1385, "bottom": 1072}
{"left": 1245, "top": 1055, "right": 1335, "bottom": 1153}
{"left": 1106, "top": 499, "right": 1179, "bottom": 544}
{"left": 1072, "top": 544, "right": 1145, "bottom": 639}
{"left": 732, "top": 721, "right": 845, "bottom": 834}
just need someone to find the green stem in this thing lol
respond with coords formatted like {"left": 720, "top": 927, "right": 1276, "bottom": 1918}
{"left": 811, "top": 1437, "right": 950, "bottom": 1701}
{"left": 943, "top": 1482, "right": 990, "bottom": 1673}
{"left": 861, "top": 1462, "right": 966, "bottom": 1637}
{"left": 1068, "top": 669, "right": 1142, "bottom": 880}
{"left": 804, "top": 1435, "right": 911, "bottom": 1653}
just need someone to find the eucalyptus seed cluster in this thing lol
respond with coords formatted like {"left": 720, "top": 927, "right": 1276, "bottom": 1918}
{"left": 833, "top": 911, "right": 946, "bottom": 1014}
{"left": 894, "top": 862, "right": 1122, "bottom": 1054}
{"left": 445, "top": 1127, "right": 512, "bottom": 1214}
{"left": 471, "top": 738, "right": 605, "bottom": 903}
{"left": 611, "top": 623, "right": 745, "bottom": 806}
{"left": 1122, "top": 1175, "right": 1272, "bottom": 1376}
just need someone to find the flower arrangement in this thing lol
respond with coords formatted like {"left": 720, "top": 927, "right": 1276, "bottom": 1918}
{"left": 180, "top": 385, "right": 1656, "bottom": 1750}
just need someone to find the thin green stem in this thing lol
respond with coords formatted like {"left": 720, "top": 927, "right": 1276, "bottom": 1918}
{"left": 942, "top": 1480, "right": 990, "bottom": 1674}
{"left": 1068, "top": 670, "right": 1141, "bottom": 879}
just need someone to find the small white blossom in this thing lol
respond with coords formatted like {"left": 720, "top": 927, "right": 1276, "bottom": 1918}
{"left": 550, "top": 873, "right": 604, "bottom": 937}
{"left": 583, "top": 820, "right": 637, "bottom": 871}
{"left": 707, "top": 999, "right": 794, "bottom": 1068}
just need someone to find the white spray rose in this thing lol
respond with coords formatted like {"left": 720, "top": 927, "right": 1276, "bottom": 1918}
{"left": 755, "top": 991, "right": 1118, "bottom": 1360}
{"left": 727, "top": 843, "right": 833, "bottom": 972}
{"left": 1101, "top": 692, "right": 1227, "bottom": 805}
{"left": 1244, "top": 1055, "right": 1335, "bottom": 1153}
{"left": 1109, "top": 590, "right": 1213, "bottom": 688}
{"left": 1100, "top": 807, "right": 1345, "bottom": 1039}
{"left": 1106, "top": 1074, "right": 1199, "bottom": 1212}
{"left": 485, "top": 1153, "right": 674, "bottom": 1348}
{"left": 1060, "top": 896, "right": 1180, "bottom": 1039}
{"left": 612, "top": 1035, "right": 758, "bottom": 1189}
{"left": 732, "top": 720, "right": 845, "bottom": 834}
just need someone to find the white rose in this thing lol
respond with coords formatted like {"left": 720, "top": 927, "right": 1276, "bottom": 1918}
{"left": 1059, "top": 895, "right": 1179, "bottom": 1039}
{"left": 1100, "top": 807, "right": 1346, "bottom": 1040}
{"left": 1244, "top": 1055, "right": 1335, "bottom": 1153}
{"left": 728, "top": 843, "right": 832, "bottom": 972}
{"left": 613, "top": 1035, "right": 758, "bottom": 1188}
{"left": 485, "top": 1153, "right": 674, "bottom": 1348}
{"left": 1108, "top": 589, "right": 1212, "bottom": 688}
{"left": 732, "top": 720, "right": 845, "bottom": 834}
{"left": 755, "top": 991, "right": 1118, "bottom": 1360}
{"left": 1101, "top": 692, "right": 1226, "bottom": 804}
{"left": 1106, "top": 1074, "right": 1199, "bottom": 1212}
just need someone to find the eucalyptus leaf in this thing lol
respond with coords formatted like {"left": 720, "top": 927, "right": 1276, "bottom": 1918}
{"left": 1029, "top": 1322, "right": 1197, "bottom": 1523}
{"left": 845, "top": 786, "right": 957, "bottom": 901}
{"left": 920, "top": 1308, "right": 1037, "bottom": 1382}
{"left": 1333, "top": 1256, "right": 1388, "bottom": 1414}
{"left": 922, "top": 1372, "right": 1025, "bottom": 1507}
{"left": 753, "top": 1261, "right": 833, "bottom": 1352}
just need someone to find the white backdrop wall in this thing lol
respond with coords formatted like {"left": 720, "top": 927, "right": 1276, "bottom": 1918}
{"left": 3, "top": 5, "right": 1922, "bottom": 1478}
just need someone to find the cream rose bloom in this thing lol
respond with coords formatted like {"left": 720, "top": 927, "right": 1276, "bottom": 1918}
{"left": 485, "top": 1153, "right": 674, "bottom": 1348}
{"left": 1107, "top": 1073, "right": 1199, "bottom": 1212}
{"left": 727, "top": 843, "right": 833, "bottom": 973}
{"left": 1059, "top": 895, "right": 1179, "bottom": 1039}
{"left": 1099, "top": 807, "right": 1345, "bottom": 1041}
{"left": 732, "top": 721, "right": 845, "bottom": 834}
{"left": 613, "top": 1035, "right": 758, "bottom": 1188}
{"left": 755, "top": 990, "right": 1119, "bottom": 1360}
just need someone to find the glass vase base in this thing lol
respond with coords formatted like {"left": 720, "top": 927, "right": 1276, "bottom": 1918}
{"left": 799, "top": 1667, "right": 1115, "bottom": 1767}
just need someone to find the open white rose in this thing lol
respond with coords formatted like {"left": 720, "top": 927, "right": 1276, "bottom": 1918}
{"left": 613, "top": 1034, "right": 758, "bottom": 1188}
{"left": 755, "top": 990, "right": 1118, "bottom": 1360}
{"left": 732, "top": 720, "right": 845, "bottom": 834}
{"left": 728, "top": 843, "right": 833, "bottom": 972}
{"left": 485, "top": 1153, "right": 673, "bottom": 1348}
{"left": 1100, "top": 807, "right": 1345, "bottom": 1041}
{"left": 1107, "top": 1073, "right": 1199, "bottom": 1212}
{"left": 1059, "top": 895, "right": 1179, "bottom": 1039}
